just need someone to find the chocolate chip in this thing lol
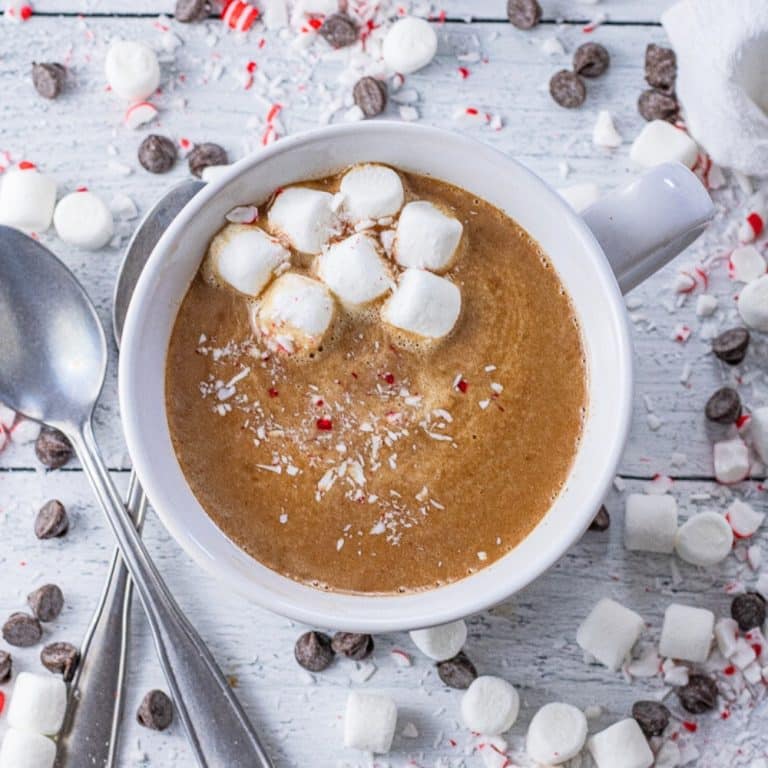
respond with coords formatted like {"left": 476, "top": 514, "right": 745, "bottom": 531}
{"left": 677, "top": 673, "right": 718, "bottom": 714}
{"left": 331, "top": 632, "right": 374, "bottom": 660}
{"left": 731, "top": 592, "right": 766, "bottom": 632}
{"left": 174, "top": 0, "right": 210, "bottom": 22}
{"left": 187, "top": 142, "right": 228, "bottom": 178}
{"left": 353, "top": 77, "right": 387, "bottom": 118}
{"left": 294, "top": 631, "right": 335, "bottom": 671}
{"left": 35, "top": 426, "right": 73, "bottom": 469}
{"left": 32, "top": 62, "right": 66, "bottom": 100}
{"left": 319, "top": 13, "right": 358, "bottom": 49}
{"left": 27, "top": 584, "right": 64, "bottom": 623}
{"left": 589, "top": 505, "right": 610, "bottom": 531}
{"left": 0, "top": 650, "right": 12, "bottom": 683}
{"left": 34, "top": 499, "right": 69, "bottom": 540}
{"left": 704, "top": 387, "right": 741, "bottom": 425}
{"left": 712, "top": 327, "right": 750, "bottom": 365}
{"left": 507, "top": 0, "right": 542, "bottom": 29}
{"left": 549, "top": 70, "right": 586, "bottom": 109}
{"left": 638, "top": 89, "right": 679, "bottom": 123}
{"left": 436, "top": 651, "right": 477, "bottom": 689}
{"left": 2, "top": 613, "right": 42, "bottom": 648}
{"left": 40, "top": 642, "right": 79, "bottom": 682}
{"left": 137, "top": 689, "right": 173, "bottom": 731}
{"left": 631, "top": 700, "right": 670, "bottom": 738}
{"left": 645, "top": 44, "right": 677, "bottom": 93}
{"left": 573, "top": 43, "right": 610, "bottom": 78}
{"left": 138, "top": 135, "right": 177, "bottom": 174}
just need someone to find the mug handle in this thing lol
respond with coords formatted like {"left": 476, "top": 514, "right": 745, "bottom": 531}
{"left": 581, "top": 162, "right": 715, "bottom": 295}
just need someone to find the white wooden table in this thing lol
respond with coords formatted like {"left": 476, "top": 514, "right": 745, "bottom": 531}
{"left": 1, "top": 1, "right": 766, "bottom": 765}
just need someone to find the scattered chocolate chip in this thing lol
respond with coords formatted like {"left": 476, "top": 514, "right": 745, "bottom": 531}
{"left": 331, "top": 632, "right": 374, "bottom": 660}
{"left": 632, "top": 700, "right": 670, "bottom": 738}
{"left": 353, "top": 77, "right": 387, "bottom": 118}
{"left": 27, "top": 584, "right": 64, "bottom": 623}
{"left": 436, "top": 651, "right": 477, "bottom": 689}
{"left": 319, "top": 13, "right": 358, "bottom": 49}
{"left": 32, "top": 62, "right": 66, "bottom": 100}
{"left": 34, "top": 499, "right": 69, "bottom": 540}
{"left": 704, "top": 387, "right": 742, "bottom": 425}
{"left": 174, "top": 0, "right": 210, "bottom": 22}
{"left": 712, "top": 327, "right": 750, "bottom": 365}
{"left": 507, "top": 0, "right": 542, "bottom": 29}
{"left": 645, "top": 43, "right": 677, "bottom": 93}
{"left": 677, "top": 673, "right": 718, "bottom": 714}
{"left": 573, "top": 43, "right": 610, "bottom": 78}
{"left": 731, "top": 592, "right": 766, "bottom": 632}
{"left": 0, "top": 650, "right": 11, "bottom": 683}
{"left": 638, "top": 89, "right": 679, "bottom": 123}
{"left": 589, "top": 505, "right": 610, "bottom": 531}
{"left": 2, "top": 613, "right": 42, "bottom": 648}
{"left": 138, "top": 135, "right": 177, "bottom": 174}
{"left": 294, "top": 631, "right": 335, "bottom": 671}
{"left": 137, "top": 689, "right": 174, "bottom": 731}
{"left": 187, "top": 142, "right": 228, "bottom": 178}
{"left": 549, "top": 70, "right": 586, "bottom": 109}
{"left": 35, "top": 426, "right": 73, "bottom": 469}
{"left": 40, "top": 642, "right": 79, "bottom": 682}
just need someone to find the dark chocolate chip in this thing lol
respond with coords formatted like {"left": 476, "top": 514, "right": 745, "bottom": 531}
{"left": 573, "top": 43, "right": 610, "bottom": 78}
{"left": 2, "top": 613, "right": 42, "bottom": 648}
{"left": 331, "top": 632, "right": 374, "bottom": 660}
{"left": 319, "top": 13, "right": 358, "bottom": 49}
{"left": 35, "top": 426, "right": 73, "bottom": 469}
{"left": 712, "top": 327, "right": 750, "bottom": 365}
{"left": 27, "top": 584, "right": 64, "bottom": 623}
{"left": 137, "top": 689, "right": 174, "bottom": 731}
{"left": 638, "top": 89, "right": 679, "bottom": 123}
{"left": 704, "top": 387, "right": 741, "bottom": 425}
{"left": 174, "top": 0, "right": 210, "bottom": 22}
{"left": 40, "top": 641, "right": 80, "bottom": 682}
{"left": 632, "top": 700, "right": 670, "bottom": 738}
{"left": 436, "top": 651, "right": 477, "bottom": 689}
{"left": 549, "top": 70, "right": 586, "bottom": 109}
{"left": 507, "top": 0, "right": 542, "bottom": 29}
{"left": 187, "top": 142, "right": 228, "bottom": 178}
{"left": 32, "top": 62, "right": 66, "bottom": 100}
{"left": 353, "top": 77, "right": 387, "bottom": 118}
{"left": 731, "top": 592, "right": 766, "bottom": 632}
{"left": 645, "top": 44, "right": 677, "bottom": 93}
{"left": 589, "top": 505, "right": 610, "bottom": 531}
{"left": 0, "top": 650, "right": 11, "bottom": 683}
{"left": 138, "top": 135, "right": 178, "bottom": 174}
{"left": 34, "top": 499, "right": 69, "bottom": 540}
{"left": 294, "top": 631, "right": 335, "bottom": 671}
{"left": 677, "top": 673, "right": 718, "bottom": 714}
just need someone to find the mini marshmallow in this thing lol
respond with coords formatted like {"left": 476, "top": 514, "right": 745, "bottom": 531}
{"left": 751, "top": 407, "right": 768, "bottom": 464}
{"left": 713, "top": 437, "right": 750, "bottom": 484}
{"left": 557, "top": 183, "right": 601, "bottom": 214}
{"left": 317, "top": 233, "right": 393, "bottom": 306}
{"left": 105, "top": 40, "right": 161, "bottom": 101}
{"left": 526, "top": 702, "right": 588, "bottom": 765}
{"left": 715, "top": 617, "right": 739, "bottom": 658}
{"left": 588, "top": 719, "right": 654, "bottom": 768}
{"left": 675, "top": 511, "right": 733, "bottom": 566}
{"left": 593, "top": 110, "right": 622, "bottom": 149}
{"left": 738, "top": 275, "right": 768, "bottom": 332}
{"left": 7, "top": 672, "right": 67, "bottom": 735}
{"left": 201, "top": 164, "right": 232, "bottom": 183}
{"left": 395, "top": 201, "right": 463, "bottom": 273}
{"left": 53, "top": 191, "right": 114, "bottom": 250}
{"left": 253, "top": 272, "right": 334, "bottom": 355}
{"left": 0, "top": 729, "right": 55, "bottom": 768}
{"left": 382, "top": 269, "right": 461, "bottom": 340}
{"left": 461, "top": 676, "right": 519, "bottom": 736}
{"left": 343, "top": 692, "right": 397, "bottom": 753}
{"left": 629, "top": 120, "right": 699, "bottom": 169}
{"left": 726, "top": 499, "right": 765, "bottom": 538}
{"left": 382, "top": 17, "right": 438, "bottom": 75}
{"left": 696, "top": 293, "right": 717, "bottom": 317}
{"left": 268, "top": 187, "right": 337, "bottom": 255}
{"left": 658, "top": 603, "right": 714, "bottom": 662}
{"left": 576, "top": 598, "right": 644, "bottom": 671}
{"left": 0, "top": 168, "right": 57, "bottom": 232}
{"left": 731, "top": 245, "right": 767, "bottom": 283}
{"left": 624, "top": 493, "right": 678, "bottom": 554}
{"left": 340, "top": 165, "right": 404, "bottom": 222}
{"left": 409, "top": 619, "right": 467, "bottom": 661}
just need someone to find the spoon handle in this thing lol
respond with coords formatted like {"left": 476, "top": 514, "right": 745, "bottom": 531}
{"left": 72, "top": 420, "right": 274, "bottom": 768}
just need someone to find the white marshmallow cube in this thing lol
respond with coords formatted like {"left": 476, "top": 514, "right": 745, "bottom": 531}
{"left": 340, "top": 165, "right": 404, "bottom": 222}
{"left": 461, "top": 676, "right": 519, "bottom": 736}
{"left": 576, "top": 598, "right": 644, "bottom": 670}
{"left": 382, "top": 269, "right": 461, "bottom": 340}
{"left": 526, "top": 702, "right": 588, "bottom": 765}
{"left": 557, "top": 183, "right": 601, "bottom": 214}
{"left": 658, "top": 603, "right": 714, "bottom": 662}
{"left": 382, "top": 17, "right": 437, "bottom": 75}
{"left": 696, "top": 293, "right": 718, "bottom": 317}
{"left": 587, "top": 719, "right": 653, "bottom": 768}
{"left": 268, "top": 187, "right": 337, "bottom": 255}
{"left": 105, "top": 40, "right": 161, "bottom": 101}
{"left": 395, "top": 201, "right": 463, "bottom": 273}
{"left": 409, "top": 619, "right": 467, "bottom": 661}
{"left": 0, "top": 168, "right": 57, "bottom": 233}
{"left": 343, "top": 692, "right": 397, "bottom": 754}
{"left": 201, "top": 164, "right": 232, "bottom": 184}
{"left": 7, "top": 672, "right": 67, "bottom": 736}
{"left": 53, "top": 191, "right": 115, "bottom": 250}
{"left": 675, "top": 511, "right": 733, "bottom": 566}
{"left": 731, "top": 245, "right": 766, "bottom": 283}
{"left": 624, "top": 493, "right": 678, "bottom": 554}
{"left": 751, "top": 407, "right": 768, "bottom": 464}
{"left": 715, "top": 617, "right": 739, "bottom": 659}
{"left": 629, "top": 120, "right": 699, "bottom": 169}
{"left": 726, "top": 499, "right": 765, "bottom": 538}
{"left": 713, "top": 437, "right": 750, "bottom": 484}
{"left": 592, "top": 110, "right": 623, "bottom": 149}
{"left": 738, "top": 275, "right": 768, "bottom": 332}
{"left": 0, "top": 729, "right": 55, "bottom": 768}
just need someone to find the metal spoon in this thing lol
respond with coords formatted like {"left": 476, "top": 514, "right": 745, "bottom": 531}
{"left": 0, "top": 225, "right": 273, "bottom": 768}
{"left": 55, "top": 179, "right": 204, "bottom": 767}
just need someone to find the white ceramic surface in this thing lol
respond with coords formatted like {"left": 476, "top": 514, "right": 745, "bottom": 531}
{"left": 119, "top": 122, "right": 712, "bottom": 632}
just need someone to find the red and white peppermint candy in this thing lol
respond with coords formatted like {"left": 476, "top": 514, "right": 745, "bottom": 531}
{"left": 222, "top": 0, "right": 259, "bottom": 32}
{"left": 738, "top": 210, "right": 765, "bottom": 243}
{"left": 4, "top": 0, "right": 33, "bottom": 21}
{"left": 124, "top": 101, "right": 158, "bottom": 130}
{"left": 725, "top": 499, "right": 765, "bottom": 539}
{"left": 225, "top": 205, "right": 259, "bottom": 224}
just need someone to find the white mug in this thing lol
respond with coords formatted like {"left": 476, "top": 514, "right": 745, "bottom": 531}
{"left": 119, "top": 123, "right": 713, "bottom": 632}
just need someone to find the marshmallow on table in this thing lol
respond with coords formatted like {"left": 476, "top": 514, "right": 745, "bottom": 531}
{"left": 0, "top": 729, "right": 55, "bottom": 768}
{"left": 200, "top": 164, "right": 232, "bottom": 184}
{"left": 576, "top": 598, "right": 644, "bottom": 671}
{"left": 382, "top": 17, "right": 437, "bottom": 75}
{"left": 526, "top": 702, "right": 587, "bottom": 765}
{"left": 461, "top": 676, "right": 519, "bottom": 736}
{"left": 339, "top": 165, "right": 404, "bottom": 222}
{"left": 268, "top": 187, "right": 337, "bottom": 255}
{"left": 731, "top": 245, "right": 766, "bottom": 283}
{"left": 629, "top": 120, "right": 699, "bottom": 169}
{"left": 696, "top": 293, "right": 717, "bottom": 317}
{"left": 53, "top": 191, "right": 115, "bottom": 251}
{"left": 658, "top": 603, "right": 714, "bottom": 662}
{"left": 105, "top": 40, "right": 160, "bottom": 101}
{"left": 624, "top": 493, "right": 678, "bottom": 554}
{"left": 738, "top": 275, "right": 768, "bottom": 332}
{"left": 726, "top": 499, "right": 765, "bottom": 538}
{"left": 409, "top": 619, "right": 467, "bottom": 661}
{"left": 713, "top": 437, "right": 750, "bottom": 484}
{"left": 587, "top": 719, "right": 653, "bottom": 768}
{"left": 675, "top": 511, "right": 733, "bottom": 566}
{"left": 395, "top": 201, "right": 463, "bottom": 273}
{"left": 343, "top": 692, "right": 397, "bottom": 754}
{"left": 557, "top": 183, "right": 601, "bottom": 214}
{"left": 0, "top": 168, "right": 57, "bottom": 232}
{"left": 593, "top": 110, "right": 622, "bottom": 149}
{"left": 7, "top": 672, "right": 67, "bottom": 736}
{"left": 751, "top": 408, "right": 768, "bottom": 464}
